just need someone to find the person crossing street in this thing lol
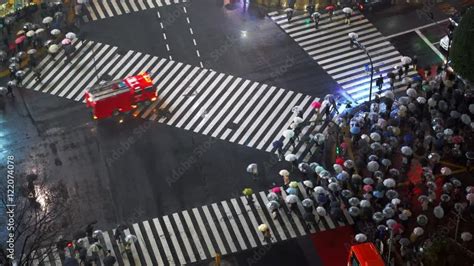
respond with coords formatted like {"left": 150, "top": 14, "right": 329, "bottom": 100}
{"left": 376, "top": 74, "right": 384, "bottom": 92}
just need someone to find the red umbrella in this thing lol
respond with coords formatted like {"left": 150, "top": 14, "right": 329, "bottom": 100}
{"left": 325, "top": 5, "right": 335, "bottom": 10}
{"left": 452, "top": 135, "right": 464, "bottom": 144}
{"left": 271, "top": 187, "right": 281, "bottom": 193}
{"left": 363, "top": 185, "right": 373, "bottom": 192}
{"left": 335, "top": 157, "right": 345, "bottom": 166}
{"left": 311, "top": 101, "right": 322, "bottom": 109}
{"left": 15, "top": 35, "right": 26, "bottom": 44}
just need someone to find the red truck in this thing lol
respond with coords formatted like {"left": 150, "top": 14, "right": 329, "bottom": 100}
{"left": 84, "top": 72, "right": 157, "bottom": 120}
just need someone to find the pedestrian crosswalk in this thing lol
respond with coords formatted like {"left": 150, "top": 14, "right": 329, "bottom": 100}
{"left": 268, "top": 10, "right": 418, "bottom": 104}
{"left": 39, "top": 182, "right": 354, "bottom": 265}
{"left": 21, "top": 40, "right": 326, "bottom": 160}
{"left": 82, "top": 0, "right": 187, "bottom": 22}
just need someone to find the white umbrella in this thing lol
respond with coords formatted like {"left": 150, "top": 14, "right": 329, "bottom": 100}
{"left": 285, "top": 194, "right": 298, "bottom": 204}
{"left": 314, "top": 186, "right": 326, "bottom": 194}
{"left": 444, "top": 128, "right": 453, "bottom": 135}
{"left": 461, "top": 232, "right": 472, "bottom": 242}
{"left": 349, "top": 197, "right": 360, "bottom": 206}
{"left": 401, "top": 146, "right": 413, "bottom": 156}
{"left": 383, "top": 90, "right": 394, "bottom": 99}
{"left": 383, "top": 207, "right": 395, "bottom": 218}
{"left": 303, "top": 180, "right": 313, "bottom": 188}
{"left": 440, "top": 167, "right": 452, "bottom": 175}
{"left": 35, "top": 28, "right": 45, "bottom": 34}
{"left": 391, "top": 198, "right": 401, "bottom": 205}
{"left": 267, "top": 192, "right": 278, "bottom": 201}
{"left": 349, "top": 206, "right": 360, "bottom": 217}
{"left": 291, "top": 106, "right": 302, "bottom": 113}
{"left": 282, "top": 129, "right": 295, "bottom": 139}
{"left": 461, "top": 114, "right": 471, "bottom": 125}
{"left": 42, "top": 16, "right": 53, "bottom": 24}
{"left": 246, "top": 163, "right": 258, "bottom": 175}
{"left": 66, "top": 32, "right": 77, "bottom": 40}
{"left": 372, "top": 212, "right": 384, "bottom": 223}
{"left": 258, "top": 224, "right": 268, "bottom": 232}
{"left": 400, "top": 56, "right": 412, "bottom": 65}
{"left": 360, "top": 200, "right": 371, "bottom": 208}
{"left": 279, "top": 169, "right": 289, "bottom": 177}
{"left": 50, "top": 29, "right": 61, "bottom": 36}
{"left": 302, "top": 198, "right": 314, "bottom": 208}
{"left": 26, "top": 30, "right": 35, "bottom": 37}
{"left": 355, "top": 233, "right": 367, "bottom": 243}
{"left": 367, "top": 161, "right": 379, "bottom": 172}
{"left": 381, "top": 158, "right": 391, "bottom": 167}
{"left": 417, "top": 214, "right": 428, "bottom": 226}
{"left": 285, "top": 154, "right": 297, "bottom": 162}
{"left": 343, "top": 160, "right": 354, "bottom": 169}
{"left": 27, "top": 49, "right": 37, "bottom": 55}
{"left": 319, "top": 170, "right": 330, "bottom": 179}
{"left": 284, "top": 8, "right": 294, "bottom": 12}
{"left": 386, "top": 219, "right": 397, "bottom": 229}
{"left": 413, "top": 226, "right": 425, "bottom": 236}
{"left": 363, "top": 177, "right": 374, "bottom": 185}
{"left": 469, "top": 104, "right": 474, "bottom": 114}
{"left": 316, "top": 206, "right": 326, "bottom": 216}
{"left": 383, "top": 178, "right": 396, "bottom": 188}
{"left": 48, "top": 44, "right": 59, "bottom": 54}
{"left": 92, "top": 230, "right": 103, "bottom": 238}
{"left": 370, "top": 132, "right": 381, "bottom": 142}
{"left": 406, "top": 88, "right": 417, "bottom": 98}
{"left": 313, "top": 133, "right": 325, "bottom": 144}
{"left": 348, "top": 32, "right": 358, "bottom": 39}
{"left": 124, "top": 234, "right": 138, "bottom": 244}
{"left": 342, "top": 7, "right": 353, "bottom": 14}
{"left": 328, "top": 182, "right": 340, "bottom": 192}
{"left": 433, "top": 205, "right": 444, "bottom": 219}
{"left": 267, "top": 200, "right": 279, "bottom": 211}
{"left": 416, "top": 97, "right": 426, "bottom": 104}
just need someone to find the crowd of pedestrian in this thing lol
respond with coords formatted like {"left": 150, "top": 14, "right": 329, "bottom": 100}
{"left": 255, "top": 61, "right": 474, "bottom": 264}
{"left": 0, "top": 0, "right": 78, "bottom": 102}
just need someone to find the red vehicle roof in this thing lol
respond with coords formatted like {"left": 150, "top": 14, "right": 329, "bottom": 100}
{"left": 351, "top": 243, "right": 385, "bottom": 266}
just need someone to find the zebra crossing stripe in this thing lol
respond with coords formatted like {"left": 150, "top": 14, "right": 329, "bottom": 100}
{"left": 182, "top": 210, "right": 207, "bottom": 260}
{"left": 221, "top": 201, "right": 248, "bottom": 250}
{"left": 238, "top": 197, "right": 266, "bottom": 245}
{"left": 258, "top": 191, "right": 290, "bottom": 239}
{"left": 102, "top": 231, "right": 118, "bottom": 261}
{"left": 132, "top": 223, "right": 153, "bottom": 264}
{"left": 162, "top": 215, "right": 187, "bottom": 264}
{"left": 202, "top": 205, "right": 228, "bottom": 255}
{"left": 172, "top": 213, "right": 197, "bottom": 263}
{"left": 123, "top": 228, "right": 140, "bottom": 264}
{"left": 153, "top": 217, "right": 175, "bottom": 264}
{"left": 211, "top": 203, "right": 238, "bottom": 253}
{"left": 229, "top": 198, "right": 258, "bottom": 248}
{"left": 297, "top": 183, "right": 326, "bottom": 231}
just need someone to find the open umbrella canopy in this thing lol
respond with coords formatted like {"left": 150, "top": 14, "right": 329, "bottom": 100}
{"left": 355, "top": 233, "right": 367, "bottom": 243}
{"left": 417, "top": 214, "right": 428, "bottom": 226}
{"left": 372, "top": 212, "right": 384, "bottom": 223}
{"left": 51, "top": 29, "right": 61, "bottom": 36}
{"left": 285, "top": 154, "right": 297, "bottom": 162}
{"left": 311, "top": 101, "right": 322, "bottom": 109}
{"left": 246, "top": 163, "right": 258, "bottom": 175}
{"left": 333, "top": 163, "right": 343, "bottom": 173}
{"left": 26, "top": 30, "right": 35, "bottom": 37}
{"left": 62, "top": 38, "right": 71, "bottom": 45}
{"left": 342, "top": 7, "right": 353, "bottom": 14}
{"left": 42, "top": 16, "right": 53, "bottom": 24}
{"left": 282, "top": 129, "right": 295, "bottom": 139}
{"left": 325, "top": 5, "right": 335, "bottom": 10}
{"left": 341, "top": 189, "right": 353, "bottom": 198}
{"left": 440, "top": 167, "right": 452, "bottom": 175}
{"left": 15, "top": 35, "right": 26, "bottom": 44}
{"left": 360, "top": 200, "right": 371, "bottom": 208}
{"left": 383, "top": 178, "right": 396, "bottom": 188}
{"left": 350, "top": 126, "right": 361, "bottom": 135}
{"left": 302, "top": 198, "right": 314, "bottom": 208}
{"left": 316, "top": 206, "right": 327, "bottom": 216}
{"left": 48, "top": 44, "right": 60, "bottom": 54}
{"left": 267, "top": 192, "right": 278, "bottom": 201}
{"left": 27, "top": 48, "right": 37, "bottom": 55}
{"left": 303, "top": 180, "right": 313, "bottom": 188}
{"left": 367, "top": 161, "right": 380, "bottom": 172}
{"left": 400, "top": 56, "right": 412, "bottom": 65}
{"left": 267, "top": 200, "right": 279, "bottom": 210}
{"left": 285, "top": 194, "right": 298, "bottom": 204}
{"left": 328, "top": 182, "right": 340, "bottom": 192}
{"left": 461, "top": 232, "right": 473, "bottom": 242}
{"left": 258, "top": 224, "right": 268, "bottom": 232}
{"left": 124, "top": 234, "right": 138, "bottom": 244}
{"left": 400, "top": 146, "right": 413, "bottom": 156}
{"left": 278, "top": 169, "right": 289, "bottom": 177}
{"left": 242, "top": 188, "right": 253, "bottom": 196}
{"left": 349, "top": 206, "right": 360, "bottom": 216}
{"left": 286, "top": 187, "right": 298, "bottom": 195}
{"left": 66, "top": 32, "right": 77, "bottom": 40}
{"left": 271, "top": 186, "right": 281, "bottom": 193}
{"left": 35, "top": 28, "right": 45, "bottom": 34}
{"left": 314, "top": 186, "right": 326, "bottom": 194}
{"left": 349, "top": 197, "right": 360, "bottom": 206}
{"left": 15, "top": 70, "right": 25, "bottom": 78}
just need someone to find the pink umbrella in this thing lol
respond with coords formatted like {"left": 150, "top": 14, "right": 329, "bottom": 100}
{"left": 311, "top": 101, "right": 322, "bottom": 109}
{"left": 363, "top": 185, "right": 373, "bottom": 192}
{"left": 271, "top": 187, "right": 281, "bottom": 193}
{"left": 15, "top": 35, "right": 26, "bottom": 44}
{"left": 452, "top": 135, "right": 464, "bottom": 144}
{"left": 325, "top": 5, "right": 335, "bottom": 10}
{"left": 61, "top": 38, "right": 71, "bottom": 45}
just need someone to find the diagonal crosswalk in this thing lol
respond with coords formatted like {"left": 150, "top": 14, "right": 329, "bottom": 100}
{"left": 268, "top": 10, "right": 417, "bottom": 104}
{"left": 22, "top": 40, "right": 326, "bottom": 160}
{"left": 82, "top": 0, "right": 187, "bottom": 22}
{"left": 39, "top": 182, "right": 354, "bottom": 265}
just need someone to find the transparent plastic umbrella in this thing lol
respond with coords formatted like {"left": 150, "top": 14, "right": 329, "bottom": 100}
{"left": 279, "top": 169, "right": 289, "bottom": 177}
{"left": 50, "top": 29, "right": 61, "bottom": 36}
{"left": 124, "top": 234, "right": 138, "bottom": 244}
{"left": 355, "top": 233, "right": 367, "bottom": 243}
{"left": 267, "top": 192, "right": 278, "bottom": 201}
{"left": 42, "top": 16, "right": 53, "bottom": 24}
{"left": 285, "top": 194, "right": 298, "bottom": 204}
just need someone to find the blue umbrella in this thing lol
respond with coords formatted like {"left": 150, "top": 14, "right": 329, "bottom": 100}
{"left": 272, "top": 140, "right": 283, "bottom": 149}
{"left": 373, "top": 190, "right": 385, "bottom": 199}
{"left": 350, "top": 126, "right": 361, "bottom": 135}
{"left": 286, "top": 187, "right": 298, "bottom": 195}
{"left": 336, "top": 172, "right": 348, "bottom": 181}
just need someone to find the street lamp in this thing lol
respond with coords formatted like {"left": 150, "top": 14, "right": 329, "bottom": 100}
{"left": 348, "top": 32, "right": 374, "bottom": 103}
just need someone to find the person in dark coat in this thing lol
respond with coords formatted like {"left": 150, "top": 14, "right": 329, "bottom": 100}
{"left": 6, "top": 83, "right": 14, "bottom": 97}
{"left": 103, "top": 250, "right": 117, "bottom": 265}
{"left": 375, "top": 74, "right": 384, "bottom": 92}
{"left": 398, "top": 66, "right": 404, "bottom": 80}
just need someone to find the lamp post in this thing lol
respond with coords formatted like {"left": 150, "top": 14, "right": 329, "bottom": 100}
{"left": 348, "top": 32, "right": 374, "bottom": 103}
